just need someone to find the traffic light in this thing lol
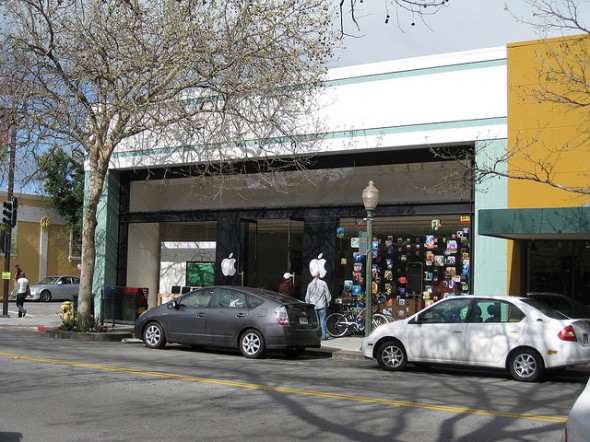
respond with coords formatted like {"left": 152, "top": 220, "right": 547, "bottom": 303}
{"left": 2, "top": 197, "right": 17, "bottom": 228}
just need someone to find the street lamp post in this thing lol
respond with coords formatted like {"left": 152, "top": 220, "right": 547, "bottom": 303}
{"left": 362, "top": 180, "right": 379, "bottom": 337}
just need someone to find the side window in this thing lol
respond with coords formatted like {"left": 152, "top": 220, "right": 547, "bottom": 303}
{"left": 420, "top": 298, "right": 471, "bottom": 323}
{"left": 507, "top": 303, "right": 525, "bottom": 322}
{"left": 212, "top": 289, "right": 247, "bottom": 309}
{"left": 181, "top": 290, "right": 213, "bottom": 308}
{"left": 247, "top": 294, "right": 264, "bottom": 309}
{"left": 73, "top": 277, "right": 80, "bottom": 284}
{"left": 480, "top": 301, "right": 525, "bottom": 323}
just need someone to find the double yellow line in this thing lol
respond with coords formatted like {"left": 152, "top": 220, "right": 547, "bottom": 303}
{"left": 0, "top": 351, "right": 567, "bottom": 423}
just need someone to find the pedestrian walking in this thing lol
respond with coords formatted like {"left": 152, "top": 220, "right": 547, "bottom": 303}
{"left": 16, "top": 272, "right": 29, "bottom": 318}
{"left": 305, "top": 271, "right": 331, "bottom": 340}
{"left": 12, "top": 264, "right": 24, "bottom": 299}
{"left": 278, "top": 272, "right": 295, "bottom": 297}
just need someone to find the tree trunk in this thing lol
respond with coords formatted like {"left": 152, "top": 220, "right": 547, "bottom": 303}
{"left": 77, "top": 165, "right": 106, "bottom": 315}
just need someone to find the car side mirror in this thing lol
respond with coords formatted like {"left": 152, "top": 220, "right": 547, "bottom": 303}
{"left": 169, "top": 301, "right": 179, "bottom": 310}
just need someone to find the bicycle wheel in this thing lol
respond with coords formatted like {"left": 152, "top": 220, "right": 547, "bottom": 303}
{"left": 371, "top": 313, "right": 390, "bottom": 329}
{"left": 326, "top": 312, "right": 349, "bottom": 337}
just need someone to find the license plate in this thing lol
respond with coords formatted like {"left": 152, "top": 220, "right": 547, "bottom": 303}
{"left": 299, "top": 316, "right": 309, "bottom": 325}
{"left": 583, "top": 333, "right": 588, "bottom": 345}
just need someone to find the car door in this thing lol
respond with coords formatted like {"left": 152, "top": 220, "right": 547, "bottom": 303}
{"left": 407, "top": 297, "right": 471, "bottom": 363}
{"left": 53, "top": 277, "right": 73, "bottom": 300}
{"left": 464, "top": 299, "right": 527, "bottom": 364}
{"left": 166, "top": 288, "right": 214, "bottom": 344}
{"left": 204, "top": 288, "right": 249, "bottom": 346}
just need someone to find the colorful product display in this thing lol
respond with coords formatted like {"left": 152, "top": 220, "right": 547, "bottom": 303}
{"left": 344, "top": 226, "right": 471, "bottom": 309}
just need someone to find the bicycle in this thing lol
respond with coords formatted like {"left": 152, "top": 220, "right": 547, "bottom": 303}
{"left": 326, "top": 295, "right": 392, "bottom": 337}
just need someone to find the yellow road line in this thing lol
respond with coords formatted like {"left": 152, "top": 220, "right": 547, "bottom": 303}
{"left": 0, "top": 351, "right": 567, "bottom": 423}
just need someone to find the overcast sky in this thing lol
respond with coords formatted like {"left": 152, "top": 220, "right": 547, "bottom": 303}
{"left": 330, "top": 0, "right": 566, "bottom": 67}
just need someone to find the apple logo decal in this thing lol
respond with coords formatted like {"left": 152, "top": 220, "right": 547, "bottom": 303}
{"left": 221, "top": 253, "right": 237, "bottom": 277}
{"left": 309, "top": 253, "right": 327, "bottom": 278}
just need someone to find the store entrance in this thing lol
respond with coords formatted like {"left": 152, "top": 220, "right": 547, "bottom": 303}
{"left": 240, "top": 219, "right": 304, "bottom": 297}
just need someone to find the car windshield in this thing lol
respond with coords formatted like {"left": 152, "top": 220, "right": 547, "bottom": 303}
{"left": 35, "top": 276, "right": 59, "bottom": 285}
{"left": 520, "top": 298, "right": 569, "bottom": 320}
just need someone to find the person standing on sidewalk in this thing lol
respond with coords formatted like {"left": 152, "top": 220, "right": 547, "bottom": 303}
{"left": 16, "top": 272, "right": 29, "bottom": 318}
{"left": 278, "top": 272, "right": 295, "bottom": 297}
{"left": 305, "top": 271, "right": 331, "bottom": 340}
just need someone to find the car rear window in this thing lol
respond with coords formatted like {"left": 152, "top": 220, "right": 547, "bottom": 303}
{"left": 521, "top": 298, "right": 569, "bottom": 320}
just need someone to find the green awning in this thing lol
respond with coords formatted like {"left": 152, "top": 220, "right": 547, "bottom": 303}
{"left": 478, "top": 207, "right": 590, "bottom": 240}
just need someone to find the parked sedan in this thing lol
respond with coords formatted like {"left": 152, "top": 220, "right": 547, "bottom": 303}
{"left": 27, "top": 275, "right": 80, "bottom": 302}
{"left": 361, "top": 295, "right": 590, "bottom": 382}
{"left": 135, "top": 286, "right": 321, "bottom": 358}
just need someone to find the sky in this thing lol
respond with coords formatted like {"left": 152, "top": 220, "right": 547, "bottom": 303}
{"left": 330, "top": 0, "right": 567, "bottom": 67}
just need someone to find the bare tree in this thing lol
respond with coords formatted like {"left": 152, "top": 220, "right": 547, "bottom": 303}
{"left": 432, "top": 0, "right": 590, "bottom": 196}
{"left": 0, "top": 0, "right": 335, "bottom": 314}
{"left": 338, "top": 0, "right": 451, "bottom": 35}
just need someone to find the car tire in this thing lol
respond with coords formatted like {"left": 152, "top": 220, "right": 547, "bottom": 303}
{"left": 240, "top": 329, "right": 265, "bottom": 359}
{"left": 283, "top": 346, "right": 305, "bottom": 357}
{"left": 143, "top": 322, "right": 167, "bottom": 349}
{"left": 40, "top": 290, "right": 52, "bottom": 302}
{"left": 376, "top": 340, "right": 408, "bottom": 371}
{"left": 508, "top": 348, "right": 544, "bottom": 382}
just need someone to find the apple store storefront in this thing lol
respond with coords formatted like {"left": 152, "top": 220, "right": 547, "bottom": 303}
{"left": 117, "top": 150, "right": 474, "bottom": 307}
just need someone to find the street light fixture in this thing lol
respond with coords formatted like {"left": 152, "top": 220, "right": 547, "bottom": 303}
{"left": 362, "top": 180, "right": 379, "bottom": 337}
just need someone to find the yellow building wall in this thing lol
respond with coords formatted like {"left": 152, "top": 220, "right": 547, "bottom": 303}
{"left": 0, "top": 193, "right": 79, "bottom": 291}
{"left": 506, "top": 34, "right": 590, "bottom": 294}
{"left": 507, "top": 34, "right": 590, "bottom": 208}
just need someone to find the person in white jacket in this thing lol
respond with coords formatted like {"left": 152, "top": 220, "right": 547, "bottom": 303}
{"left": 305, "top": 271, "right": 332, "bottom": 340}
{"left": 16, "top": 272, "right": 29, "bottom": 318}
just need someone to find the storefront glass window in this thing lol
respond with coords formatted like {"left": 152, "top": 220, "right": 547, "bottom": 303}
{"left": 335, "top": 215, "right": 472, "bottom": 319}
{"left": 527, "top": 240, "right": 590, "bottom": 306}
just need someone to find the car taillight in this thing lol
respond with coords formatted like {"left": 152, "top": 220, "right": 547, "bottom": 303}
{"left": 275, "top": 306, "right": 289, "bottom": 325}
{"left": 558, "top": 325, "right": 578, "bottom": 342}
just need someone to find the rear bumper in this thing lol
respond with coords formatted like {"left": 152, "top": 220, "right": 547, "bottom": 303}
{"left": 265, "top": 327, "right": 321, "bottom": 349}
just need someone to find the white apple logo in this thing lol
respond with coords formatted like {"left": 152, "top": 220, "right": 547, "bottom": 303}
{"left": 309, "top": 253, "right": 327, "bottom": 278}
{"left": 221, "top": 253, "right": 237, "bottom": 277}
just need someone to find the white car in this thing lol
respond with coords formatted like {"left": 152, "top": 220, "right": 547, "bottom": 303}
{"left": 563, "top": 377, "right": 590, "bottom": 442}
{"left": 361, "top": 295, "right": 590, "bottom": 382}
{"left": 563, "top": 381, "right": 590, "bottom": 442}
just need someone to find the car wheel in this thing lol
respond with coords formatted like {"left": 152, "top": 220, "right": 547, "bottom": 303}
{"left": 376, "top": 340, "right": 408, "bottom": 371}
{"left": 283, "top": 346, "right": 305, "bottom": 357}
{"left": 509, "top": 348, "right": 544, "bottom": 382}
{"left": 240, "top": 329, "right": 265, "bottom": 359}
{"left": 143, "top": 322, "right": 167, "bottom": 349}
{"left": 40, "top": 290, "right": 52, "bottom": 302}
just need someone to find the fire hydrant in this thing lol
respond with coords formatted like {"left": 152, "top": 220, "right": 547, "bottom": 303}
{"left": 59, "top": 300, "right": 73, "bottom": 322}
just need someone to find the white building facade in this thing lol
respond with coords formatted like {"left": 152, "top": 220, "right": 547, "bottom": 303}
{"left": 92, "top": 47, "right": 509, "bottom": 312}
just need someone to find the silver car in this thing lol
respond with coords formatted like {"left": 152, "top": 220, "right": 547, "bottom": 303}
{"left": 27, "top": 275, "right": 80, "bottom": 302}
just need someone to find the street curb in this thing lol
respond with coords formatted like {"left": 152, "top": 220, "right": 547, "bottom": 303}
{"left": 44, "top": 329, "right": 133, "bottom": 342}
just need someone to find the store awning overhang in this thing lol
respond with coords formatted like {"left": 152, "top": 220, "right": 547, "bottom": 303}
{"left": 478, "top": 207, "right": 590, "bottom": 240}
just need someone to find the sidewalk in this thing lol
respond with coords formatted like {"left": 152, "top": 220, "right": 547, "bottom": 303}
{"left": 0, "top": 306, "right": 365, "bottom": 359}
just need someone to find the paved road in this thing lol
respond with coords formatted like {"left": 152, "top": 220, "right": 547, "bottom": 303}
{"left": 0, "top": 329, "right": 587, "bottom": 442}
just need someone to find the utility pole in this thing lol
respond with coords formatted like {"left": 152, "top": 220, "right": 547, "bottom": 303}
{"left": 1, "top": 119, "right": 15, "bottom": 318}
